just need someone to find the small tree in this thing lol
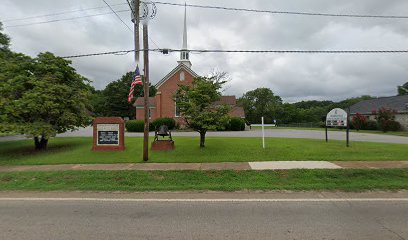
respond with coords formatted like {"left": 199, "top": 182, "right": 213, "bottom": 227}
{"left": 373, "top": 107, "right": 397, "bottom": 132}
{"left": 0, "top": 52, "right": 92, "bottom": 150}
{"left": 174, "top": 76, "right": 230, "bottom": 147}
{"left": 352, "top": 113, "right": 367, "bottom": 131}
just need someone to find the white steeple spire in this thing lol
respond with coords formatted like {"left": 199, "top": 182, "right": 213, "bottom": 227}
{"left": 178, "top": 2, "right": 192, "bottom": 68}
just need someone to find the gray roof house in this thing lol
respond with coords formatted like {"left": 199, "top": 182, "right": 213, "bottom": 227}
{"left": 349, "top": 95, "right": 408, "bottom": 131}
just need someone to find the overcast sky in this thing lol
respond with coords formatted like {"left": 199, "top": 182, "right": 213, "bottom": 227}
{"left": 2, "top": 0, "right": 408, "bottom": 102}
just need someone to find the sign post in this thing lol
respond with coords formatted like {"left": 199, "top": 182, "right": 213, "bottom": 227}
{"left": 325, "top": 108, "right": 349, "bottom": 147}
{"left": 346, "top": 107, "right": 350, "bottom": 147}
{"left": 261, "top": 117, "right": 265, "bottom": 149}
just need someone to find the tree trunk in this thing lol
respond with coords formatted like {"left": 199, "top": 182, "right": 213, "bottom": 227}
{"left": 199, "top": 131, "right": 206, "bottom": 148}
{"left": 34, "top": 135, "right": 48, "bottom": 150}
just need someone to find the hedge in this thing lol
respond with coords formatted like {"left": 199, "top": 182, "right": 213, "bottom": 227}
{"left": 125, "top": 120, "right": 145, "bottom": 132}
{"left": 227, "top": 117, "right": 246, "bottom": 131}
{"left": 151, "top": 118, "right": 176, "bottom": 130}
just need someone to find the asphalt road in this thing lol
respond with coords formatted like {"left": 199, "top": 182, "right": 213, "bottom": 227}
{"left": 1, "top": 127, "right": 407, "bottom": 144}
{"left": 0, "top": 195, "right": 407, "bottom": 240}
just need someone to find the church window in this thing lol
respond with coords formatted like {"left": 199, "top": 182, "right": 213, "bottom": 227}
{"left": 180, "top": 71, "right": 185, "bottom": 81}
{"left": 175, "top": 98, "right": 181, "bottom": 117}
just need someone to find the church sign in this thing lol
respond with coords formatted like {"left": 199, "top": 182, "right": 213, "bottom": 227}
{"left": 92, "top": 117, "right": 125, "bottom": 151}
{"left": 97, "top": 124, "right": 120, "bottom": 145}
{"left": 325, "top": 108, "right": 350, "bottom": 147}
{"left": 326, "top": 108, "right": 348, "bottom": 127}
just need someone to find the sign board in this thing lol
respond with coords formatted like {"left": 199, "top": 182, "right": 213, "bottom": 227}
{"left": 97, "top": 124, "right": 119, "bottom": 146}
{"left": 92, "top": 117, "right": 125, "bottom": 151}
{"left": 326, "top": 108, "right": 348, "bottom": 127}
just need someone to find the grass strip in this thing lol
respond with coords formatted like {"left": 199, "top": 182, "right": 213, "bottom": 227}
{"left": 1, "top": 137, "right": 408, "bottom": 166}
{"left": 0, "top": 169, "right": 407, "bottom": 192}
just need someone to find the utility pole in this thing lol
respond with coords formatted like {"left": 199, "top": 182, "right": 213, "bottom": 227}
{"left": 132, "top": 0, "right": 140, "bottom": 63}
{"left": 131, "top": 0, "right": 155, "bottom": 161}
{"left": 142, "top": 21, "right": 150, "bottom": 161}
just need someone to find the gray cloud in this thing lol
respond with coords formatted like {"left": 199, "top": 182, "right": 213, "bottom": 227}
{"left": 1, "top": 0, "right": 408, "bottom": 102}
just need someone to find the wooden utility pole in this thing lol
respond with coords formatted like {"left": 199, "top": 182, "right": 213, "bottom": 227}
{"left": 142, "top": 23, "right": 150, "bottom": 161}
{"left": 133, "top": 0, "right": 140, "bottom": 62}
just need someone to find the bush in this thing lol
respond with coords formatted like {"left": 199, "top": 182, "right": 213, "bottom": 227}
{"left": 151, "top": 118, "right": 176, "bottom": 130}
{"left": 352, "top": 113, "right": 367, "bottom": 131}
{"left": 363, "top": 120, "right": 378, "bottom": 130}
{"left": 125, "top": 120, "right": 145, "bottom": 132}
{"left": 373, "top": 107, "right": 398, "bottom": 132}
{"left": 228, "top": 117, "right": 246, "bottom": 131}
{"left": 384, "top": 120, "right": 401, "bottom": 132}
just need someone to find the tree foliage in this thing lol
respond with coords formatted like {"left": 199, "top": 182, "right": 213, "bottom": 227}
{"left": 0, "top": 51, "right": 92, "bottom": 150}
{"left": 352, "top": 113, "right": 367, "bottom": 131}
{"left": 174, "top": 76, "right": 230, "bottom": 147}
{"left": 373, "top": 108, "right": 400, "bottom": 132}
{"left": 0, "top": 22, "right": 10, "bottom": 51}
{"left": 238, "top": 88, "right": 282, "bottom": 124}
{"left": 398, "top": 82, "right": 408, "bottom": 96}
{"left": 90, "top": 72, "right": 156, "bottom": 119}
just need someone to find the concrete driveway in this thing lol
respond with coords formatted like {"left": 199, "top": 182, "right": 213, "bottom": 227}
{"left": 1, "top": 127, "right": 407, "bottom": 144}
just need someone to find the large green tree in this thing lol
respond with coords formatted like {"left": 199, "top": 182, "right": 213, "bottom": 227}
{"left": 238, "top": 88, "right": 282, "bottom": 124}
{"left": 0, "top": 51, "right": 92, "bottom": 150}
{"left": 90, "top": 72, "right": 156, "bottom": 119}
{"left": 0, "top": 22, "right": 10, "bottom": 51}
{"left": 174, "top": 76, "right": 230, "bottom": 148}
{"left": 398, "top": 82, "right": 408, "bottom": 96}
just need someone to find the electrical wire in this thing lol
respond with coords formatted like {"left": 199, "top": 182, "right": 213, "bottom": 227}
{"left": 126, "top": 0, "right": 161, "bottom": 49}
{"left": 3, "top": 3, "right": 128, "bottom": 22}
{"left": 61, "top": 48, "right": 408, "bottom": 59}
{"left": 4, "top": 10, "right": 130, "bottom": 28}
{"left": 153, "top": 1, "right": 408, "bottom": 19}
{"left": 5, "top": 1, "right": 408, "bottom": 28}
{"left": 102, "top": 0, "right": 133, "bottom": 32}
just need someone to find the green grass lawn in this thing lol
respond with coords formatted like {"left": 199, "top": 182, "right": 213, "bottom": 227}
{"left": 251, "top": 126, "right": 408, "bottom": 137}
{"left": 0, "top": 169, "right": 407, "bottom": 192}
{"left": 1, "top": 137, "right": 408, "bottom": 165}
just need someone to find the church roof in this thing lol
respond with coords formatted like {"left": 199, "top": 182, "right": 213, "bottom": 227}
{"left": 215, "top": 96, "right": 238, "bottom": 105}
{"left": 133, "top": 97, "right": 156, "bottom": 108}
{"left": 350, "top": 95, "right": 408, "bottom": 114}
{"left": 155, "top": 63, "right": 199, "bottom": 89}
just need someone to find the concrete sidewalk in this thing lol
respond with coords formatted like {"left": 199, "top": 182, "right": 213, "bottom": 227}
{"left": 0, "top": 161, "right": 407, "bottom": 172}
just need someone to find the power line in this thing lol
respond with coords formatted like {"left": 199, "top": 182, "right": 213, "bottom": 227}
{"left": 61, "top": 48, "right": 408, "bottom": 59}
{"left": 125, "top": 0, "right": 161, "bottom": 49}
{"left": 4, "top": 10, "right": 129, "bottom": 28}
{"left": 3, "top": 3, "right": 128, "bottom": 23}
{"left": 153, "top": 1, "right": 408, "bottom": 19}
{"left": 102, "top": 0, "right": 133, "bottom": 32}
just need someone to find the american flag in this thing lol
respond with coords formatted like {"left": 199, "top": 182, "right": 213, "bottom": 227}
{"left": 128, "top": 66, "right": 143, "bottom": 103}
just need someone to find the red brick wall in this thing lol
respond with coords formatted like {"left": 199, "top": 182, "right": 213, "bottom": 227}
{"left": 156, "top": 68, "right": 194, "bottom": 123}
{"left": 135, "top": 108, "right": 156, "bottom": 121}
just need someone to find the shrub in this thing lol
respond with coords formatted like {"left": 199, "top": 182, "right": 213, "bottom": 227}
{"left": 125, "top": 120, "right": 145, "bottom": 132}
{"left": 363, "top": 120, "right": 378, "bottom": 130}
{"left": 373, "top": 108, "right": 398, "bottom": 132}
{"left": 385, "top": 120, "right": 401, "bottom": 132}
{"left": 228, "top": 117, "right": 246, "bottom": 131}
{"left": 151, "top": 118, "right": 176, "bottom": 130}
{"left": 352, "top": 113, "right": 367, "bottom": 131}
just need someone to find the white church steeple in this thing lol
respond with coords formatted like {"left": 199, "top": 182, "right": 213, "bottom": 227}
{"left": 177, "top": 3, "right": 192, "bottom": 68}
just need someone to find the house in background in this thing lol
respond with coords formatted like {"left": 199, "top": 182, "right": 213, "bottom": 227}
{"left": 349, "top": 95, "right": 408, "bottom": 131}
{"left": 134, "top": 5, "right": 244, "bottom": 124}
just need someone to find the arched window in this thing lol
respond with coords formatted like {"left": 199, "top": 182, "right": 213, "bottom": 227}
{"left": 179, "top": 71, "right": 185, "bottom": 81}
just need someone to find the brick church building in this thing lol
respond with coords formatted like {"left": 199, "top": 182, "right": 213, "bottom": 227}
{"left": 134, "top": 6, "right": 244, "bottom": 123}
